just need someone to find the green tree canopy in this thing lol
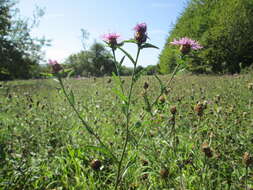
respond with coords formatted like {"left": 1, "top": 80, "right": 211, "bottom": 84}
{"left": 0, "top": 0, "right": 47, "bottom": 80}
{"left": 65, "top": 42, "right": 116, "bottom": 77}
{"left": 159, "top": 0, "right": 253, "bottom": 74}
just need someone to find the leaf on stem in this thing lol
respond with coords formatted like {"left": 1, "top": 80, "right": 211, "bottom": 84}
{"left": 118, "top": 47, "right": 135, "bottom": 65}
{"left": 69, "top": 90, "right": 75, "bottom": 105}
{"left": 140, "top": 43, "right": 159, "bottom": 49}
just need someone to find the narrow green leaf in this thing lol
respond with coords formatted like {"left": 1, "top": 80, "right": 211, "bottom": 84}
{"left": 69, "top": 90, "right": 75, "bottom": 105}
{"left": 119, "top": 56, "right": 125, "bottom": 66}
{"left": 141, "top": 43, "right": 159, "bottom": 49}
{"left": 84, "top": 145, "right": 118, "bottom": 162}
{"left": 123, "top": 39, "right": 137, "bottom": 44}
{"left": 118, "top": 47, "right": 135, "bottom": 65}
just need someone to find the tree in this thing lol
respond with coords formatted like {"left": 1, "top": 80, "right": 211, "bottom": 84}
{"left": 0, "top": 0, "right": 47, "bottom": 80}
{"left": 65, "top": 42, "right": 116, "bottom": 77}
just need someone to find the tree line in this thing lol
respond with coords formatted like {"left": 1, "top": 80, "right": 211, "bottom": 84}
{"left": 159, "top": 0, "right": 253, "bottom": 74}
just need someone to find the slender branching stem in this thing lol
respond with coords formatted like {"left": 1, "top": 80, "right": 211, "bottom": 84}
{"left": 112, "top": 49, "right": 125, "bottom": 94}
{"left": 114, "top": 47, "right": 141, "bottom": 190}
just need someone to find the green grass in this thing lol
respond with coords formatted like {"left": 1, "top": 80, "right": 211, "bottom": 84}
{"left": 0, "top": 74, "right": 253, "bottom": 190}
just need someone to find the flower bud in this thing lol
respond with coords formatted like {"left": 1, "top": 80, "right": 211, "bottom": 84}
{"left": 134, "top": 23, "right": 148, "bottom": 45}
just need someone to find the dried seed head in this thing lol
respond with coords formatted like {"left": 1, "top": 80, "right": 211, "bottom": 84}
{"left": 90, "top": 159, "right": 102, "bottom": 171}
{"left": 143, "top": 82, "right": 149, "bottom": 90}
{"left": 164, "top": 88, "right": 171, "bottom": 95}
{"left": 194, "top": 103, "right": 204, "bottom": 116}
{"left": 141, "top": 159, "right": 149, "bottom": 166}
{"left": 160, "top": 168, "right": 169, "bottom": 179}
{"left": 159, "top": 95, "right": 166, "bottom": 104}
{"left": 248, "top": 83, "right": 253, "bottom": 90}
{"left": 201, "top": 143, "right": 213, "bottom": 158}
{"left": 243, "top": 152, "right": 253, "bottom": 167}
{"left": 140, "top": 173, "right": 148, "bottom": 181}
{"left": 170, "top": 106, "right": 177, "bottom": 115}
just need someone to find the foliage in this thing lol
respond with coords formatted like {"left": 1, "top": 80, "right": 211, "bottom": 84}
{"left": 64, "top": 42, "right": 117, "bottom": 77}
{"left": 159, "top": 0, "right": 253, "bottom": 74}
{"left": 0, "top": 0, "right": 47, "bottom": 80}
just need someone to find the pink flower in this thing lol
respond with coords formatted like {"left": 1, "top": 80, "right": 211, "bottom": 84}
{"left": 170, "top": 37, "right": 203, "bottom": 54}
{"left": 103, "top": 33, "right": 120, "bottom": 47}
{"left": 48, "top": 59, "right": 62, "bottom": 73}
{"left": 134, "top": 23, "right": 148, "bottom": 44}
{"left": 134, "top": 23, "right": 147, "bottom": 33}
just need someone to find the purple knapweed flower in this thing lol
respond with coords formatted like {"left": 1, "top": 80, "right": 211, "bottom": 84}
{"left": 170, "top": 37, "right": 203, "bottom": 54}
{"left": 48, "top": 59, "right": 62, "bottom": 73}
{"left": 134, "top": 23, "right": 148, "bottom": 44}
{"left": 103, "top": 33, "right": 120, "bottom": 48}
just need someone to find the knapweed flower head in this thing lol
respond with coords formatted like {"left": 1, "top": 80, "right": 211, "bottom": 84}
{"left": 170, "top": 37, "right": 203, "bottom": 54}
{"left": 134, "top": 23, "right": 148, "bottom": 45}
{"left": 48, "top": 59, "right": 62, "bottom": 73}
{"left": 103, "top": 33, "right": 120, "bottom": 49}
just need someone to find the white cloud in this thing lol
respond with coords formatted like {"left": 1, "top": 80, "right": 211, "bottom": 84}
{"left": 45, "top": 49, "right": 70, "bottom": 62}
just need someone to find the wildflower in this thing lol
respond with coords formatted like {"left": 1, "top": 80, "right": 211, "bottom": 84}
{"left": 48, "top": 59, "right": 62, "bottom": 73}
{"left": 103, "top": 33, "right": 120, "bottom": 49}
{"left": 170, "top": 37, "right": 203, "bottom": 54}
{"left": 134, "top": 23, "right": 148, "bottom": 45}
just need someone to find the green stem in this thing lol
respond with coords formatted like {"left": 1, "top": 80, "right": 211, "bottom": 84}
{"left": 114, "top": 47, "right": 141, "bottom": 190}
{"left": 58, "top": 77, "right": 118, "bottom": 162}
{"left": 245, "top": 166, "right": 248, "bottom": 190}
{"left": 151, "top": 63, "right": 181, "bottom": 108}
{"left": 112, "top": 49, "right": 125, "bottom": 94}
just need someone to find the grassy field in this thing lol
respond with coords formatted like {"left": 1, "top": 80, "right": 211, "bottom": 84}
{"left": 0, "top": 74, "right": 253, "bottom": 189}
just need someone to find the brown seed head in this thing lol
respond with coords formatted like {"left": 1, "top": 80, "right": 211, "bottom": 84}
{"left": 141, "top": 159, "right": 149, "bottom": 166}
{"left": 143, "top": 82, "right": 149, "bottom": 90}
{"left": 160, "top": 168, "right": 169, "bottom": 179}
{"left": 243, "top": 152, "right": 253, "bottom": 167}
{"left": 159, "top": 95, "right": 166, "bottom": 104}
{"left": 90, "top": 159, "right": 102, "bottom": 171}
{"left": 248, "top": 83, "right": 253, "bottom": 90}
{"left": 201, "top": 143, "right": 213, "bottom": 158}
{"left": 170, "top": 106, "right": 177, "bottom": 115}
{"left": 194, "top": 103, "right": 204, "bottom": 116}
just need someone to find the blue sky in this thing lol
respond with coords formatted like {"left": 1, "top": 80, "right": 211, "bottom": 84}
{"left": 17, "top": 0, "right": 187, "bottom": 67}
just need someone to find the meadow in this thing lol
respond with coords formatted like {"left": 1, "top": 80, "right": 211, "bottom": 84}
{"left": 0, "top": 74, "right": 253, "bottom": 190}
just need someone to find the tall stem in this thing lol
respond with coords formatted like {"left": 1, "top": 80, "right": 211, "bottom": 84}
{"left": 114, "top": 47, "right": 141, "bottom": 190}
{"left": 112, "top": 49, "right": 124, "bottom": 94}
